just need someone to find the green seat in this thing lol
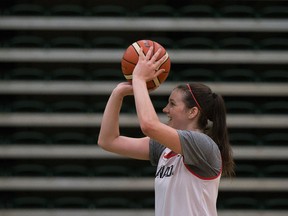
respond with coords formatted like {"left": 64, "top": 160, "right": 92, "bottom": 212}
{"left": 226, "top": 101, "right": 257, "bottom": 114}
{"left": 51, "top": 101, "right": 89, "bottom": 113}
{"left": 10, "top": 131, "right": 48, "bottom": 144}
{"left": 259, "top": 37, "right": 288, "bottom": 50}
{"left": 177, "top": 37, "right": 215, "bottom": 49}
{"left": 6, "top": 67, "right": 46, "bottom": 80}
{"left": 229, "top": 132, "right": 259, "bottom": 146}
{"left": 178, "top": 68, "right": 215, "bottom": 81}
{"left": 6, "top": 4, "right": 46, "bottom": 16}
{"left": 53, "top": 197, "right": 91, "bottom": 208}
{"left": 219, "top": 5, "right": 256, "bottom": 18}
{"left": 95, "top": 197, "right": 136, "bottom": 208}
{"left": 53, "top": 165, "right": 90, "bottom": 177}
{"left": 137, "top": 4, "right": 175, "bottom": 17}
{"left": 50, "top": 4, "right": 85, "bottom": 16}
{"left": 260, "top": 6, "right": 288, "bottom": 18}
{"left": 50, "top": 36, "right": 87, "bottom": 48}
{"left": 9, "top": 100, "right": 47, "bottom": 112}
{"left": 92, "top": 37, "right": 128, "bottom": 48}
{"left": 262, "top": 101, "right": 288, "bottom": 114}
{"left": 51, "top": 67, "right": 87, "bottom": 80}
{"left": 5, "top": 35, "right": 46, "bottom": 48}
{"left": 221, "top": 197, "right": 261, "bottom": 209}
{"left": 91, "top": 5, "right": 128, "bottom": 17}
{"left": 178, "top": 5, "right": 216, "bottom": 17}
{"left": 51, "top": 132, "right": 89, "bottom": 144}
{"left": 220, "top": 69, "right": 255, "bottom": 82}
{"left": 218, "top": 37, "right": 255, "bottom": 50}
{"left": 9, "top": 164, "right": 48, "bottom": 177}
{"left": 262, "top": 69, "right": 288, "bottom": 82}
{"left": 8, "top": 197, "right": 49, "bottom": 208}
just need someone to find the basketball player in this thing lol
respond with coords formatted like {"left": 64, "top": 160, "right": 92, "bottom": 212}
{"left": 98, "top": 47, "right": 235, "bottom": 215}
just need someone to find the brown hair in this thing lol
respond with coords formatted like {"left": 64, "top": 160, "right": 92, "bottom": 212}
{"left": 177, "top": 83, "right": 235, "bottom": 177}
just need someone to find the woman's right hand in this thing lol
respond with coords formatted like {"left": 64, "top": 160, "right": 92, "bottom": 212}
{"left": 114, "top": 82, "right": 133, "bottom": 97}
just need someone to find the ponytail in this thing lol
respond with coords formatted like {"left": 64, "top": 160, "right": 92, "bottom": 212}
{"left": 208, "top": 94, "right": 235, "bottom": 177}
{"left": 178, "top": 83, "right": 235, "bottom": 177}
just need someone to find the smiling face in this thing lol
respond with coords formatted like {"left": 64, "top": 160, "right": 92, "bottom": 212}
{"left": 162, "top": 88, "right": 192, "bottom": 130}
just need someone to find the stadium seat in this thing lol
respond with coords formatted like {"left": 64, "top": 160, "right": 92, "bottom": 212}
{"left": 262, "top": 69, "right": 288, "bottom": 82}
{"left": 229, "top": 132, "right": 259, "bottom": 146}
{"left": 221, "top": 197, "right": 261, "bottom": 209}
{"left": 9, "top": 164, "right": 49, "bottom": 177}
{"left": 50, "top": 36, "right": 87, "bottom": 48}
{"left": 10, "top": 131, "right": 48, "bottom": 144}
{"left": 265, "top": 198, "right": 288, "bottom": 209}
{"left": 91, "top": 5, "right": 128, "bottom": 17}
{"left": 91, "top": 68, "right": 124, "bottom": 81}
{"left": 178, "top": 5, "right": 216, "bottom": 17}
{"left": 91, "top": 37, "right": 128, "bottom": 48}
{"left": 9, "top": 100, "right": 47, "bottom": 112}
{"left": 50, "top": 67, "right": 87, "bottom": 80}
{"left": 5, "top": 67, "right": 46, "bottom": 80}
{"left": 259, "top": 37, "right": 288, "bottom": 50}
{"left": 263, "top": 165, "right": 288, "bottom": 178}
{"left": 176, "top": 37, "right": 216, "bottom": 49}
{"left": 53, "top": 197, "right": 91, "bottom": 208}
{"left": 177, "top": 68, "right": 216, "bottom": 81}
{"left": 95, "top": 197, "right": 136, "bottom": 208}
{"left": 262, "top": 101, "right": 288, "bottom": 114}
{"left": 51, "top": 101, "right": 89, "bottom": 113}
{"left": 51, "top": 132, "right": 89, "bottom": 144}
{"left": 149, "top": 36, "right": 175, "bottom": 49}
{"left": 260, "top": 6, "right": 288, "bottom": 18}
{"left": 235, "top": 164, "right": 260, "bottom": 177}
{"left": 136, "top": 4, "right": 175, "bottom": 17}
{"left": 218, "top": 37, "right": 255, "bottom": 50}
{"left": 53, "top": 165, "right": 91, "bottom": 177}
{"left": 94, "top": 165, "right": 131, "bottom": 177}
{"left": 219, "top": 5, "right": 256, "bottom": 18}
{"left": 5, "top": 35, "right": 46, "bottom": 48}
{"left": 225, "top": 101, "right": 257, "bottom": 114}
{"left": 6, "top": 4, "right": 46, "bottom": 16}
{"left": 8, "top": 196, "right": 49, "bottom": 208}
{"left": 50, "top": 4, "right": 86, "bottom": 16}
{"left": 262, "top": 133, "right": 288, "bottom": 146}
{"left": 220, "top": 68, "right": 256, "bottom": 82}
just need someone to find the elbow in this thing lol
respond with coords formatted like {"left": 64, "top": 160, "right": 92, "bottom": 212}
{"left": 140, "top": 120, "right": 157, "bottom": 138}
{"left": 97, "top": 137, "right": 108, "bottom": 150}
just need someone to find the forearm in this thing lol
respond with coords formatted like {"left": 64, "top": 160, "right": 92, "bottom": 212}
{"left": 133, "top": 77, "right": 159, "bottom": 133}
{"left": 98, "top": 89, "right": 123, "bottom": 148}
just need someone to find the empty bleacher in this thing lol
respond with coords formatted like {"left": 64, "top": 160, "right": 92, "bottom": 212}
{"left": 0, "top": 0, "right": 288, "bottom": 215}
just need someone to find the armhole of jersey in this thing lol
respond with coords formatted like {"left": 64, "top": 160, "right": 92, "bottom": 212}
{"left": 183, "top": 157, "right": 222, "bottom": 180}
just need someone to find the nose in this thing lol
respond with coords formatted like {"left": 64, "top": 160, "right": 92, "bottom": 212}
{"left": 162, "top": 104, "right": 168, "bottom": 113}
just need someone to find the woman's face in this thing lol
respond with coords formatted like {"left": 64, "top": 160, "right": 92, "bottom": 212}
{"left": 162, "top": 89, "right": 191, "bottom": 130}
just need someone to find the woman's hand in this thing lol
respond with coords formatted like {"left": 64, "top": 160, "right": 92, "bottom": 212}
{"left": 133, "top": 46, "right": 167, "bottom": 82}
{"left": 113, "top": 82, "right": 133, "bottom": 97}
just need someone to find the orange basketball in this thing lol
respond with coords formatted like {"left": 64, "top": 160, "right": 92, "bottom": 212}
{"left": 121, "top": 39, "right": 171, "bottom": 90}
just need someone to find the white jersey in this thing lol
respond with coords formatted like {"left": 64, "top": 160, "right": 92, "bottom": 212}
{"left": 150, "top": 130, "right": 222, "bottom": 216}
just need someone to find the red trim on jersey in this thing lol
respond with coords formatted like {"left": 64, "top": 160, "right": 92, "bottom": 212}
{"left": 183, "top": 157, "right": 222, "bottom": 180}
{"left": 163, "top": 151, "right": 178, "bottom": 159}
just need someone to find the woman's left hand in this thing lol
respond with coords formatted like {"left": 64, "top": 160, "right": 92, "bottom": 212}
{"left": 132, "top": 46, "right": 167, "bottom": 82}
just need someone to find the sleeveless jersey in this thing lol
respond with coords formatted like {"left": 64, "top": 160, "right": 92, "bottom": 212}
{"left": 149, "top": 130, "right": 222, "bottom": 216}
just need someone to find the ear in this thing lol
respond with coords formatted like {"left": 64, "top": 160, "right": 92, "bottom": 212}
{"left": 188, "top": 107, "right": 199, "bottom": 119}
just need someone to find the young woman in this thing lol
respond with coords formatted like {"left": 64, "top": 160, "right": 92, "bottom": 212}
{"left": 98, "top": 47, "right": 234, "bottom": 216}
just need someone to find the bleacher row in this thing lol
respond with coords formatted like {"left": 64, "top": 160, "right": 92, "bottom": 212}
{"left": 0, "top": 0, "right": 288, "bottom": 215}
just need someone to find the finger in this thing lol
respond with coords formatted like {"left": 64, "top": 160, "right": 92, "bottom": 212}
{"left": 145, "top": 46, "right": 154, "bottom": 60}
{"left": 138, "top": 47, "right": 145, "bottom": 60}
{"left": 155, "top": 52, "right": 167, "bottom": 69}
{"left": 151, "top": 48, "right": 162, "bottom": 62}
{"left": 154, "top": 69, "right": 165, "bottom": 78}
